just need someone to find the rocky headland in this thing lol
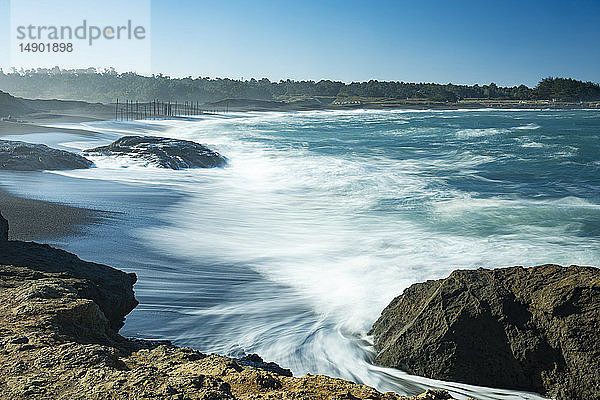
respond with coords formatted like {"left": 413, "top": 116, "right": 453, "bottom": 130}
{"left": 370, "top": 265, "right": 600, "bottom": 400}
{"left": 0, "top": 211, "right": 458, "bottom": 400}
{"left": 85, "top": 136, "right": 227, "bottom": 169}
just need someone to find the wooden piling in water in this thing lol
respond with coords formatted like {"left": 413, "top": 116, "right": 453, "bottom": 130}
{"left": 114, "top": 98, "right": 220, "bottom": 120}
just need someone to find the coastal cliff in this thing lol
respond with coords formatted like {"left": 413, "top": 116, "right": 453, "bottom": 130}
{"left": 370, "top": 265, "right": 600, "bottom": 400}
{"left": 0, "top": 212, "right": 458, "bottom": 400}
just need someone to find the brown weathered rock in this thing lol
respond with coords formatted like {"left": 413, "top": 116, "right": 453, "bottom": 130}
{"left": 0, "top": 240, "right": 137, "bottom": 332}
{"left": 369, "top": 265, "right": 600, "bottom": 400}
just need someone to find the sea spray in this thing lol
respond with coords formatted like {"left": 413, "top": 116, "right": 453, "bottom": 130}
{"left": 38, "top": 109, "right": 599, "bottom": 400}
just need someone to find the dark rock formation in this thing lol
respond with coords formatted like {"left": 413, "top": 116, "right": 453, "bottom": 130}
{"left": 0, "top": 240, "right": 137, "bottom": 334}
{"left": 85, "top": 135, "right": 227, "bottom": 169}
{"left": 0, "top": 211, "right": 7, "bottom": 241}
{"left": 0, "top": 215, "right": 458, "bottom": 400}
{"left": 237, "top": 353, "right": 293, "bottom": 377}
{"left": 370, "top": 265, "right": 600, "bottom": 400}
{"left": 0, "top": 139, "right": 93, "bottom": 170}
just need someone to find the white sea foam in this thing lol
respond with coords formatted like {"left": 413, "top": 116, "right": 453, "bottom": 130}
{"left": 455, "top": 128, "right": 509, "bottom": 137}
{"left": 514, "top": 123, "right": 541, "bottom": 130}
{"left": 134, "top": 113, "right": 595, "bottom": 399}
{"left": 48, "top": 109, "right": 599, "bottom": 400}
{"left": 57, "top": 140, "right": 111, "bottom": 150}
{"left": 520, "top": 141, "right": 545, "bottom": 148}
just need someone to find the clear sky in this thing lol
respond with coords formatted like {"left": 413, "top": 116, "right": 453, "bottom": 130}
{"left": 1, "top": 0, "right": 599, "bottom": 86}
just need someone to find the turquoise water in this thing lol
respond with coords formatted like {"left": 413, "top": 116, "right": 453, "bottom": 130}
{"left": 3, "top": 109, "right": 598, "bottom": 399}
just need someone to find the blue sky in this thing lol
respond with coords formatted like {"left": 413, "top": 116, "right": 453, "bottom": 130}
{"left": 1, "top": 0, "right": 599, "bottom": 86}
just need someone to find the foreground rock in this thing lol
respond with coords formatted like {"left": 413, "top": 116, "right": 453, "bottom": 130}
{"left": 0, "top": 139, "right": 93, "bottom": 170}
{"left": 370, "top": 265, "right": 600, "bottom": 400}
{"left": 0, "top": 215, "right": 457, "bottom": 400}
{"left": 85, "top": 135, "right": 227, "bottom": 169}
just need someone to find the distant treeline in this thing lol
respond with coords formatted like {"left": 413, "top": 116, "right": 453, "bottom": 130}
{"left": 0, "top": 68, "right": 599, "bottom": 104}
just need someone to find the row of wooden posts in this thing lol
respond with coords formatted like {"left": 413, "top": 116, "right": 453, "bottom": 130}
{"left": 115, "top": 99, "right": 224, "bottom": 120}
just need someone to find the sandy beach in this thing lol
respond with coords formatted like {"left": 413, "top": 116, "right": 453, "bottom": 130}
{"left": 0, "top": 120, "right": 103, "bottom": 136}
{"left": 0, "top": 105, "right": 110, "bottom": 241}
{"left": 0, "top": 186, "right": 104, "bottom": 241}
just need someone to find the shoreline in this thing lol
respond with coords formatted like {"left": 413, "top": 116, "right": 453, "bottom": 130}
{"left": 0, "top": 107, "right": 593, "bottom": 399}
{"left": 0, "top": 219, "right": 463, "bottom": 400}
{"left": 0, "top": 164, "right": 545, "bottom": 400}
{"left": 0, "top": 185, "right": 106, "bottom": 241}
{"left": 2, "top": 89, "right": 599, "bottom": 135}
{"left": 0, "top": 120, "right": 105, "bottom": 136}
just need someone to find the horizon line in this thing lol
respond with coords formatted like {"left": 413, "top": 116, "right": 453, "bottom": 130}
{"left": 3, "top": 66, "right": 600, "bottom": 88}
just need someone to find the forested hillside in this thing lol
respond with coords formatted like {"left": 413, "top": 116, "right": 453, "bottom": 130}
{"left": 1, "top": 68, "right": 598, "bottom": 104}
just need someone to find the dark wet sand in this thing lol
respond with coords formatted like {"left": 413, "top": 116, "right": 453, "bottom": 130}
{"left": 0, "top": 187, "right": 105, "bottom": 241}
{"left": 0, "top": 109, "right": 111, "bottom": 241}
{"left": 0, "top": 120, "right": 101, "bottom": 136}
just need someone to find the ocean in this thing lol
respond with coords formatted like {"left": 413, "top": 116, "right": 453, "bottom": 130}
{"left": 2, "top": 109, "right": 598, "bottom": 400}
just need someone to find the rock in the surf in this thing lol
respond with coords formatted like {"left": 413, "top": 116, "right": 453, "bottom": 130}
{"left": 84, "top": 135, "right": 227, "bottom": 169}
{"left": 0, "top": 139, "right": 93, "bottom": 170}
{"left": 369, "top": 264, "right": 600, "bottom": 400}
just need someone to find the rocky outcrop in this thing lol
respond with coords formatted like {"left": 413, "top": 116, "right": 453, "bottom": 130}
{"left": 0, "top": 215, "right": 458, "bottom": 400}
{"left": 85, "top": 136, "right": 227, "bottom": 169}
{"left": 237, "top": 353, "right": 293, "bottom": 376}
{"left": 0, "top": 90, "right": 32, "bottom": 117}
{"left": 0, "top": 139, "right": 93, "bottom": 170}
{"left": 370, "top": 265, "right": 600, "bottom": 400}
{"left": 0, "top": 211, "right": 7, "bottom": 241}
{"left": 0, "top": 240, "right": 137, "bottom": 332}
